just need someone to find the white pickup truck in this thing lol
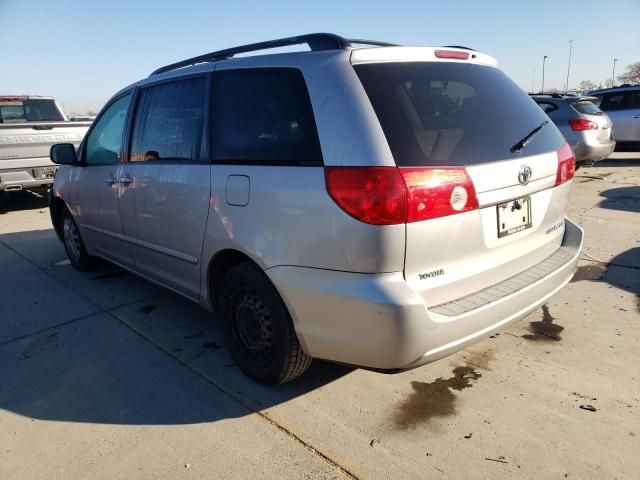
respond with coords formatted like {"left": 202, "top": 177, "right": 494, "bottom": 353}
{"left": 0, "top": 96, "right": 90, "bottom": 193}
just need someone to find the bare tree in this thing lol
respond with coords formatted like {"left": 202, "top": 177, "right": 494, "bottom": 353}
{"left": 617, "top": 61, "right": 640, "bottom": 84}
{"left": 579, "top": 80, "right": 597, "bottom": 91}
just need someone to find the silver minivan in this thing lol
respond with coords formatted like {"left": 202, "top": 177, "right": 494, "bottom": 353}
{"left": 49, "top": 34, "right": 584, "bottom": 384}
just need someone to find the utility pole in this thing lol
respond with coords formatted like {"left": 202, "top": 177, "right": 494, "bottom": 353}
{"left": 565, "top": 40, "right": 573, "bottom": 93}
{"left": 612, "top": 58, "right": 618, "bottom": 87}
{"left": 542, "top": 55, "right": 548, "bottom": 92}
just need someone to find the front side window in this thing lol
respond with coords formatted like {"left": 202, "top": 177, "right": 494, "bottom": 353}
{"left": 130, "top": 78, "right": 205, "bottom": 162}
{"left": 211, "top": 68, "right": 323, "bottom": 165}
{"left": 85, "top": 93, "right": 131, "bottom": 165}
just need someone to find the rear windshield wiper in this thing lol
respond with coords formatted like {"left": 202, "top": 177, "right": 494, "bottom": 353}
{"left": 510, "top": 120, "right": 549, "bottom": 153}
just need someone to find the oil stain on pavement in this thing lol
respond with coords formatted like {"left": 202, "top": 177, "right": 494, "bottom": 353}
{"left": 392, "top": 366, "right": 482, "bottom": 430}
{"left": 523, "top": 304, "right": 564, "bottom": 341}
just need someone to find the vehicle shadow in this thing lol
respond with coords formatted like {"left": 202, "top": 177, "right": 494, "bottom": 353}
{"left": 572, "top": 247, "right": 640, "bottom": 312}
{"left": 0, "top": 227, "right": 353, "bottom": 426}
{"left": 0, "top": 189, "right": 49, "bottom": 214}
{"left": 598, "top": 185, "right": 640, "bottom": 213}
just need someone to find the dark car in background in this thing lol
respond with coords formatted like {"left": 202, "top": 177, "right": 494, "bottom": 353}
{"left": 530, "top": 94, "right": 615, "bottom": 167}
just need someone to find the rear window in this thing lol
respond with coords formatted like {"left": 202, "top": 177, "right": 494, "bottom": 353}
{"left": 572, "top": 100, "right": 603, "bottom": 115}
{"left": 354, "top": 63, "right": 564, "bottom": 166}
{"left": 0, "top": 99, "right": 65, "bottom": 123}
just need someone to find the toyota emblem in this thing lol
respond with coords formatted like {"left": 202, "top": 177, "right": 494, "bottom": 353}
{"left": 518, "top": 165, "right": 532, "bottom": 185}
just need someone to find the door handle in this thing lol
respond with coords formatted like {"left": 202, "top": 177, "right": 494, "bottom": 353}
{"left": 118, "top": 175, "right": 134, "bottom": 186}
{"left": 632, "top": 115, "right": 640, "bottom": 119}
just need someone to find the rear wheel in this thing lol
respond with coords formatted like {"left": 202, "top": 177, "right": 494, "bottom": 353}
{"left": 219, "top": 263, "right": 311, "bottom": 385}
{"left": 61, "top": 209, "right": 98, "bottom": 271}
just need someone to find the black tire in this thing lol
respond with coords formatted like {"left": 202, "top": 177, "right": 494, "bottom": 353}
{"left": 60, "top": 209, "right": 98, "bottom": 271}
{"left": 219, "top": 263, "right": 312, "bottom": 385}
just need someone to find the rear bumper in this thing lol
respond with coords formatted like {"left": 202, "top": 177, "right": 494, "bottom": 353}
{"left": 572, "top": 139, "right": 616, "bottom": 163}
{"left": 267, "top": 218, "right": 584, "bottom": 370}
{"left": 0, "top": 167, "right": 56, "bottom": 191}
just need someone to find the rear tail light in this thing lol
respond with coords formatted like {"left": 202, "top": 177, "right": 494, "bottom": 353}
{"left": 325, "top": 166, "right": 478, "bottom": 225}
{"left": 568, "top": 119, "right": 598, "bottom": 131}
{"left": 434, "top": 50, "right": 469, "bottom": 60}
{"left": 324, "top": 167, "right": 407, "bottom": 225}
{"left": 399, "top": 168, "right": 478, "bottom": 222}
{"left": 555, "top": 143, "right": 576, "bottom": 186}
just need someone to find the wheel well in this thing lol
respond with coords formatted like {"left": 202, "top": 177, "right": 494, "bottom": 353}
{"left": 50, "top": 196, "right": 67, "bottom": 242}
{"left": 208, "top": 249, "right": 259, "bottom": 311}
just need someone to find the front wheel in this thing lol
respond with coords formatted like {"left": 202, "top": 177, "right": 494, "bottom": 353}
{"left": 219, "top": 263, "right": 312, "bottom": 385}
{"left": 61, "top": 209, "right": 98, "bottom": 271}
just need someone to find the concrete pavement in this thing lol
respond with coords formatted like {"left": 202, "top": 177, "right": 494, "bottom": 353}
{"left": 1, "top": 152, "right": 639, "bottom": 479}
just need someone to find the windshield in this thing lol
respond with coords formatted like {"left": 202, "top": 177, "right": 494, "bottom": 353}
{"left": 0, "top": 99, "right": 65, "bottom": 123}
{"left": 354, "top": 62, "right": 565, "bottom": 166}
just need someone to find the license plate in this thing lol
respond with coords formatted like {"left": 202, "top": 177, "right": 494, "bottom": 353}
{"left": 40, "top": 166, "right": 57, "bottom": 178}
{"left": 497, "top": 197, "right": 532, "bottom": 238}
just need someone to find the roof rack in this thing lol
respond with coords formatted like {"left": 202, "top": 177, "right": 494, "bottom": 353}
{"left": 150, "top": 33, "right": 398, "bottom": 76}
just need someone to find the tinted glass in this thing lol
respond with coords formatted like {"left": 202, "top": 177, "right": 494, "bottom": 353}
{"left": 355, "top": 63, "right": 565, "bottom": 166}
{"left": 599, "top": 93, "right": 625, "bottom": 111}
{"left": 571, "top": 100, "right": 603, "bottom": 115}
{"left": 130, "top": 78, "right": 205, "bottom": 162}
{"left": 211, "top": 68, "right": 323, "bottom": 165}
{"left": 85, "top": 94, "right": 131, "bottom": 165}
{"left": 535, "top": 101, "right": 559, "bottom": 114}
{"left": 626, "top": 91, "right": 640, "bottom": 109}
{"left": 0, "top": 99, "right": 65, "bottom": 123}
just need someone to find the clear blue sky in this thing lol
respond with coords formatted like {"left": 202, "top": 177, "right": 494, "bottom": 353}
{"left": 1, "top": 0, "right": 638, "bottom": 114}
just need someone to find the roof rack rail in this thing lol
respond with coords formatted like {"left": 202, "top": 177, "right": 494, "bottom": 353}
{"left": 150, "top": 33, "right": 398, "bottom": 76}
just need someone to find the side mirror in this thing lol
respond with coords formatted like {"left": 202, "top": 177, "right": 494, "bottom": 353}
{"left": 50, "top": 143, "right": 78, "bottom": 165}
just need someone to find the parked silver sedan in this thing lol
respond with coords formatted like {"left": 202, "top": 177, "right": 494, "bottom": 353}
{"left": 530, "top": 94, "right": 615, "bottom": 167}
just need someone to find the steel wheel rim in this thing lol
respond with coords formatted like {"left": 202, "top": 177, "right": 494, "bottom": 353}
{"left": 63, "top": 216, "right": 81, "bottom": 263}
{"left": 233, "top": 292, "right": 274, "bottom": 361}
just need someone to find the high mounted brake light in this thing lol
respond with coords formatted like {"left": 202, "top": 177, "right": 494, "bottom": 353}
{"left": 0, "top": 96, "right": 28, "bottom": 102}
{"left": 325, "top": 167, "right": 478, "bottom": 225}
{"left": 434, "top": 50, "right": 469, "bottom": 60}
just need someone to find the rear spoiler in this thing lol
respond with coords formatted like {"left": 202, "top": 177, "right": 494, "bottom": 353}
{"left": 568, "top": 96, "right": 598, "bottom": 103}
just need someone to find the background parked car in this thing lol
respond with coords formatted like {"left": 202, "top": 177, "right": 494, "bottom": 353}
{"left": 0, "top": 95, "right": 91, "bottom": 193}
{"left": 589, "top": 85, "right": 640, "bottom": 146}
{"left": 530, "top": 93, "right": 615, "bottom": 167}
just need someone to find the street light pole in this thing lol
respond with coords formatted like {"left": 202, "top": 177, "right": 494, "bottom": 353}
{"left": 565, "top": 40, "right": 573, "bottom": 93}
{"left": 612, "top": 58, "right": 618, "bottom": 87}
{"left": 542, "top": 55, "right": 548, "bottom": 92}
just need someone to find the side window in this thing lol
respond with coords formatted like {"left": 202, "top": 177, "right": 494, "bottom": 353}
{"left": 535, "top": 101, "right": 558, "bottom": 114}
{"left": 211, "top": 68, "right": 323, "bottom": 165}
{"left": 600, "top": 93, "right": 625, "bottom": 111}
{"left": 85, "top": 94, "right": 131, "bottom": 165}
{"left": 130, "top": 77, "right": 205, "bottom": 162}
{"left": 626, "top": 90, "right": 640, "bottom": 109}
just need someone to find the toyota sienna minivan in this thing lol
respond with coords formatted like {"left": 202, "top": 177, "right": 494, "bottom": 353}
{"left": 49, "top": 33, "right": 584, "bottom": 384}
